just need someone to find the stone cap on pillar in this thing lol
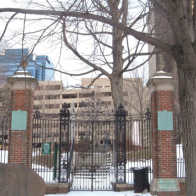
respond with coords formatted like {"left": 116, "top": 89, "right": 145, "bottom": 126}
{"left": 147, "top": 71, "right": 176, "bottom": 93}
{"left": 7, "top": 71, "right": 39, "bottom": 91}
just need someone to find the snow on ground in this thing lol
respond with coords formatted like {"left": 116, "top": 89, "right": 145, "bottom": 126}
{"left": 32, "top": 163, "right": 54, "bottom": 183}
{"left": 46, "top": 191, "right": 152, "bottom": 196}
{"left": 0, "top": 150, "right": 8, "bottom": 163}
{"left": 176, "top": 144, "right": 183, "bottom": 158}
{"left": 0, "top": 145, "right": 185, "bottom": 196}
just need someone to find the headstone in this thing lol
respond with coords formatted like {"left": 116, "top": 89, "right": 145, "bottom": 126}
{"left": 0, "top": 163, "right": 45, "bottom": 196}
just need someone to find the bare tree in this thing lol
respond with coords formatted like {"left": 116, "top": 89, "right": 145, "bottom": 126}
{"left": 0, "top": 44, "right": 11, "bottom": 121}
{"left": 0, "top": 81, "right": 10, "bottom": 123}
{"left": 1, "top": 1, "right": 196, "bottom": 194}
{"left": 0, "top": 0, "right": 155, "bottom": 110}
{"left": 124, "top": 64, "right": 150, "bottom": 115}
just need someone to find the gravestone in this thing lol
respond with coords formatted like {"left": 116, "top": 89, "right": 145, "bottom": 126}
{"left": 0, "top": 163, "right": 45, "bottom": 196}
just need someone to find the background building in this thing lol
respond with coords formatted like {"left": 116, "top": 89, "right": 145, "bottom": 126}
{"left": 34, "top": 78, "right": 149, "bottom": 115}
{"left": 0, "top": 48, "right": 55, "bottom": 81}
{"left": 34, "top": 79, "right": 115, "bottom": 115}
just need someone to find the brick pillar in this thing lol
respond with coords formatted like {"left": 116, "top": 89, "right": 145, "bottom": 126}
{"left": 147, "top": 71, "right": 181, "bottom": 195}
{"left": 7, "top": 71, "right": 38, "bottom": 167}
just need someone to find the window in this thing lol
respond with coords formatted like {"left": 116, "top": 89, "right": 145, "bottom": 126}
{"left": 45, "top": 95, "right": 60, "bottom": 99}
{"left": 34, "top": 95, "right": 43, "bottom": 100}
{"left": 45, "top": 85, "right": 60, "bottom": 90}
{"left": 62, "top": 94, "right": 77, "bottom": 99}
{"left": 45, "top": 104, "right": 60, "bottom": 109}
{"left": 79, "top": 93, "right": 93, "bottom": 98}
{"left": 34, "top": 105, "right": 42, "bottom": 109}
{"left": 35, "top": 70, "right": 38, "bottom": 79}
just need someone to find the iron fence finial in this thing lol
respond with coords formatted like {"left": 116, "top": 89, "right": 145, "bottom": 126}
{"left": 60, "top": 103, "right": 70, "bottom": 117}
{"left": 33, "top": 107, "right": 41, "bottom": 119}
{"left": 116, "top": 104, "right": 127, "bottom": 116}
{"left": 145, "top": 107, "right": 151, "bottom": 120}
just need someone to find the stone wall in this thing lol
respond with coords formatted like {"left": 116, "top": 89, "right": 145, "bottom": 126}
{"left": 45, "top": 183, "right": 69, "bottom": 194}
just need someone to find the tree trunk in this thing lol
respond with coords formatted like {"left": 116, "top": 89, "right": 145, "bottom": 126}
{"left": 177, "top": 59, "right": 196, "bottom": 196}
{"left": 110, "top": 75, "right": 123, "bottom": 111}
{"left": 107, "top": 0, "right": 125, "bottom": 111}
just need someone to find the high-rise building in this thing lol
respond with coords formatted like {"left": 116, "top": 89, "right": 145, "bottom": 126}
{"left": 0, "top": 48, "right": 55, "bottom": 81}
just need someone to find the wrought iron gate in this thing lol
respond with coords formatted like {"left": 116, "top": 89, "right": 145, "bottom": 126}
{"left": 69, "top": 120, "right": 115, "bottom": 191}
{"left": 32, "top": 101, "right": 153, "bottom": 191}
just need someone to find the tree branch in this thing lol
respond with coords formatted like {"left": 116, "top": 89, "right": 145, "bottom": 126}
{"left": 0, "top": 13, "right": 17, "bottom": 42}
{"left": 85, "top": 21, "right": 112, "bottom": 49}
{"left": 62, "top": 18, "right": 111, "bottom": 79}
{"left": 193, "top": 0, "right": 196, "bottom": 35}
{"left": 86, "top": 73, "right": 103, "bottom": 88}
{"left": 92, "top": 0, "right": 110, "bottom": 15}
{"left": 186, "top": 0, "right": 193, "bottom": 22}
{"left": 161, "top": 0, "right": 178, "bottom": 11}
{"left": 65, "top": 29, "right": 112, "bottom": 36}
{"left": 26, "top": 17, "right": 62, "bottom": 60}
{"left": 124, "top": 50, "right": 157, "bottom": 73}
{"left": 30, "top": 58, "right": 98, "bottom": 76}
{"left": 46, "top": 0, "right": 56, "bottom": 11}
{"left": 97, "top": 39, "right": 113, "bottom": 70}
{"left": 149, "top": 0, "right": 168, "bottom": 19}
{"left": 0, "top": 8, "right": 174, "bottom": 55}
{"left": 130, "top": 12, "right": 149, "bottom": 28}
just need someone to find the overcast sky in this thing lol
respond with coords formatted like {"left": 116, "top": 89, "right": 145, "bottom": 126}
{"left": 0, "top": 0, "right": 149, "bottom": 87}
{"left": 0, "top": 0, "right": 96, "bottom": 87}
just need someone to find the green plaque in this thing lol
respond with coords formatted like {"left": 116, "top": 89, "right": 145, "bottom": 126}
{"left": 158, "top": 179, "right": 179, "bottom": 191}
{"left": 11, "top": 110, "right": 27, "bottom": 130}
{"left": 158, "top": 110, "right": 173, "bottom": 131}
{"left": 42, "top": 142, "right": 51, "bottom": 155}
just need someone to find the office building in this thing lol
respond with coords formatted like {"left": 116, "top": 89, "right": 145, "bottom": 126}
{"left": 0, "top": 48, "right": 55, "bottom": 81}
{"left": 34, "top": 78, "right": 147, "bottom": 115}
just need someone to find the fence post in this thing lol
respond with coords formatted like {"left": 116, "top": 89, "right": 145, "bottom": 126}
{"left": 7, "top": 71, "right": 38, "bottom": 167}
{"left": 115, "top": 104, "right": 127, "bottom": 186}
{"left": 147, "top": 62, "right": 181, "bottom": 195}
{"left": 59, "top": 103, "right": 70, "bottom": 183}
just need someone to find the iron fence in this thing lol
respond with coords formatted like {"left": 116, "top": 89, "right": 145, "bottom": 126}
{"left": 69, "top": 119, "right": 116, "bottom": 191}
{"left": 125, "top": 111, "right": 152, "bottom": 184}
{"left": 175, "top": 112, "right": 185, "bottom": 178}
{"left": 31, "top": 107, "right": 153, "bottom": 189}
{"left": 0, "top": 105, "right": 185, "bottom": 189}
{"left": 32, "top": 117, "right": 60, "bottom": 182}
{"left": 0, "top": 116, "right": 9, "bottom": 164}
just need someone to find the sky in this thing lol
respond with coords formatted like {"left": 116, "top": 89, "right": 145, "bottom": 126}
{"left": 0, "top": 0, "right": 149, "bottom": 87}
{"left": 0, "top": 0, "right": 83, "bottom": 86}
{"left": 0, "top": 0, "right": 94, "bottom": 86}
